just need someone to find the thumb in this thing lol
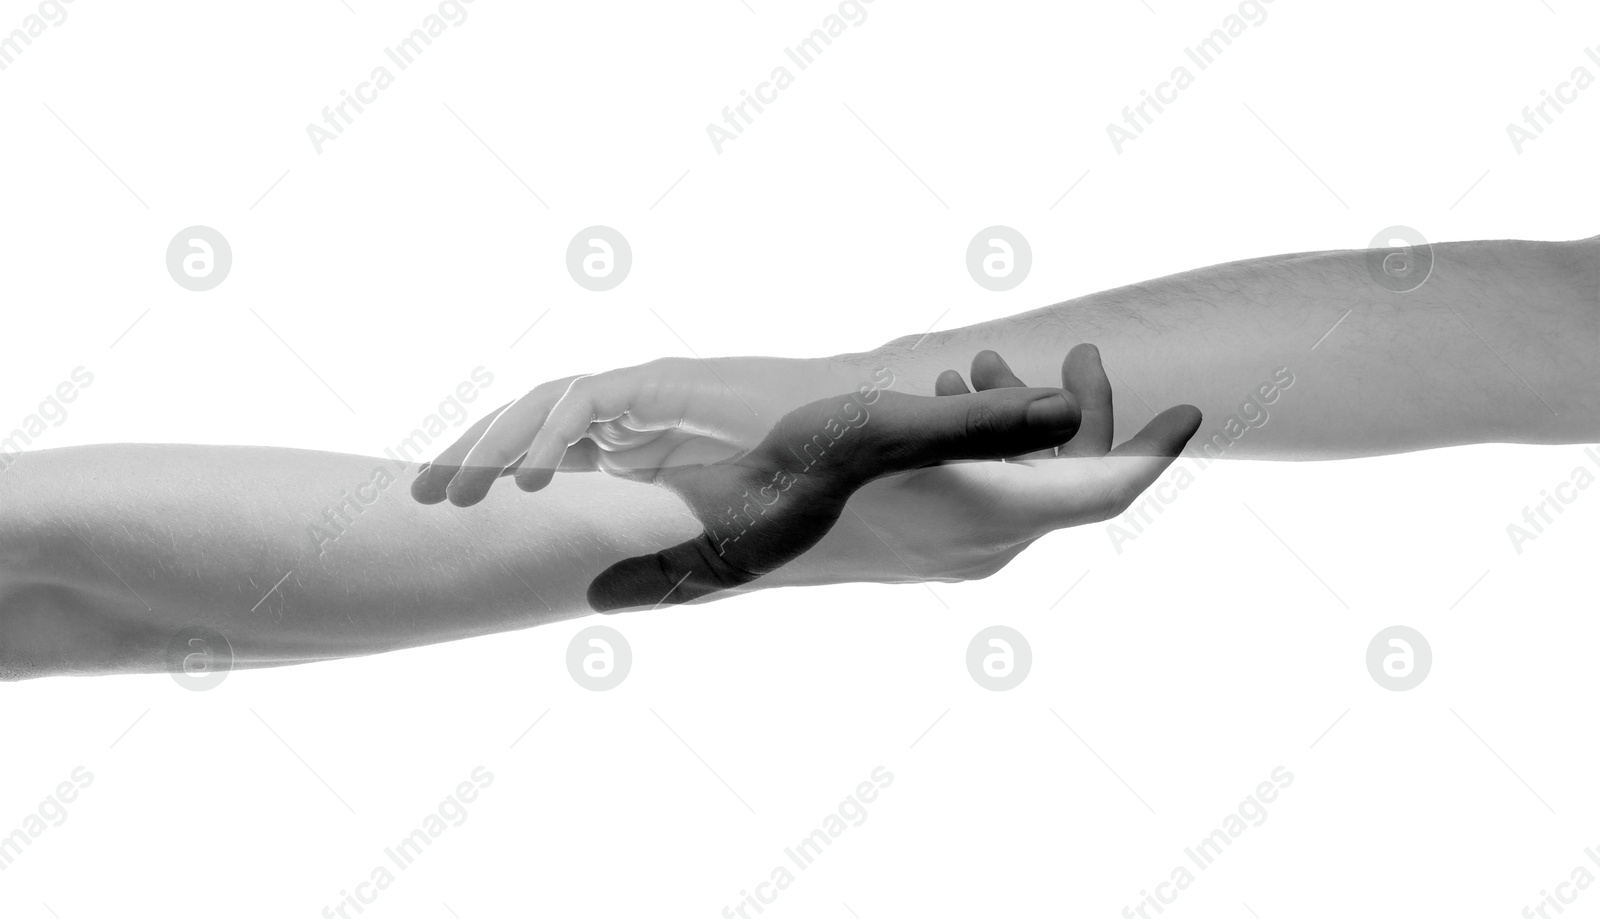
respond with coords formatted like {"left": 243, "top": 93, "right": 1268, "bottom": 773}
{"left": 587, "top": 532, "right": 754, "bottom": 612}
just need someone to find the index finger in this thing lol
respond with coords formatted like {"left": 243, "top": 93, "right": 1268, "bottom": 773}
{"left": 410, "top": 400, "right": 515, "bottom": 504}
{"left": 444, "top": 374, "right": 583, "bottom": 506}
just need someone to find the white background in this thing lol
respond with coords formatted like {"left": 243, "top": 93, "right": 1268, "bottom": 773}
{"left": 2, "top": 0, "right": 1597, "bottom": 916}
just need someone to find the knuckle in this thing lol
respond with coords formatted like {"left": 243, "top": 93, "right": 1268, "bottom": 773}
{"left": 964, "top": 401, "right": 1003, "bottom": 439}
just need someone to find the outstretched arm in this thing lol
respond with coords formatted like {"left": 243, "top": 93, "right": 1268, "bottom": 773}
{"left": 1, "top": 352, "right": 1195, "bottom": 680}
{"left": 438, "top": 235, "right": 1597, "bottom": 501}
{"left": 887, "top": 235, "right": 1598, "bottom": 458}
{"left": 0, "top": 445, "right": 700, "bottom": 680}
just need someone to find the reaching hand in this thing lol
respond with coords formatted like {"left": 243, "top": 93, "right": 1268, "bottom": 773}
{"left": 771, "top": 344, "right": 1203, "bottom": 591}
{"left": 582, "top": 382, "right": 1083, "bottom": 610}
{"left": 411, "top": 345, "right": 1201, "bottom": 611}
{"left": 410, "top": 356, "right": 875, "bottom": 507}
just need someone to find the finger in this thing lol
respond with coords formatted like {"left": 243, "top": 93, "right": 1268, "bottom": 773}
{"left": 1017, "top": 404, "right": 1202, "bottom": 532}
{"left": 1108, "top": 404, "right": 1202, "bottom": 459}
{"left": 590, "top": 387, "right": 1084, "bottom": 611}
{"left": 970, "top": 350, "right": 1028, "bottom": 391}
{"left": 934, "top": 370, "right": 971, "bottom": 396}
{"left": 507, "top": 369, "right": 676, "bottom": 495}
{"left": 557, "top": 438, "right": 602, "bottom": 473}
{"left": 411, "top": 401, "right": 513, "bottom": 504}
{"left": 446, "top": 376, "right": 580, "bottom": 506}
{"left": 932, "top": 370, "right": 975, "bottom": 464}
{"left": 588, "top": 531, "right": 764, "bottom": 612}
{"left": 776, "top": 387, "right": 1080, "bottom": 486}
{"left": 1080, "top": 404, "right": 1204, "bottom": 521}
{"left": 1057, "top": 343, "right": 1115, "bottom": 457}
{"left": 965, "top": 350, "right": 1067, "bottom": 459}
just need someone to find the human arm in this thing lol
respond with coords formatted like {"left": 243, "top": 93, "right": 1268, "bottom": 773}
{"left": 437, "top": 235, "right": 1597, "bottom": 497}
{"left": 0, "top": 356, "right": 1194, "bottom": 679}
{"left": 0, "top": 444, "right": 701, "bottom": 679}
{"left": 881, "top": 235, "right": 1598, "bottom": 458}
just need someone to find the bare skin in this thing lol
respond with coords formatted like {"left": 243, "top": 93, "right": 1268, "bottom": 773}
{"left": 427, "top": 236, "right": 1597, "bottom": 510}
{"left": 0, "top": 348, "right": 1197, "bottom": 679}
{"left": 4, "top": 235, "right": 1594, "bottom": 679}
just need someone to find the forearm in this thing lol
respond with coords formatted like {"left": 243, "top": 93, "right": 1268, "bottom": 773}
{"left": 872, "top": 237, "right": 1598, "bottom": 458}
{"left": 0, "top": 444, "right": 705, "bottom": 679}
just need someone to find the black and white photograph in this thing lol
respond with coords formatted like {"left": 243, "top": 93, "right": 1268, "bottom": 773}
{"left": 1, "top": 1, "right": 1597, "bottom": 916}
